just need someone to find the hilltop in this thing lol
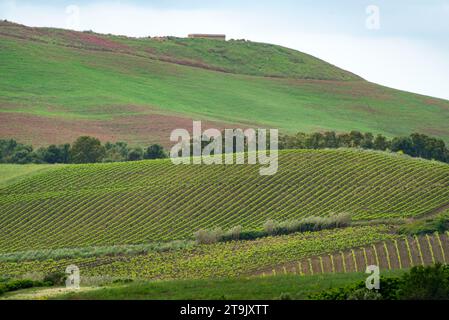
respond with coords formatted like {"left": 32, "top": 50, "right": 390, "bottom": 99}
{"left": 1, "top": 21, "right": 449, "bottom": 147}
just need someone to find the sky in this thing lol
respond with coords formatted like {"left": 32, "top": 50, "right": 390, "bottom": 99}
{"left": 1, "top": 0, "right": 449, "bottom": 100}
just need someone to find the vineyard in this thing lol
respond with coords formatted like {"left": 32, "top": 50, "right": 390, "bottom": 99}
{"left": 0, "top": 226, "right": 396, "bottom": 280}
{"left": 262, "top": 232, "right": 449, "bottom": 276}
{"left": 1, "top": 149, "right": 449, "bottom": 253}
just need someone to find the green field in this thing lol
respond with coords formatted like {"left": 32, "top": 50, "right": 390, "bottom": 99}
{"left": 50, "top": 271, "right": 406, "bottom": 300}
{"left": 1, "top": 149, "right": 449, "bottom": 253}
{"left": 1, "top": 21, "right": 449, "bottom": 147}
{"left": 0, "top": 225, "right": 395, "bottom": 280}
{"left": 0, "top": 164, "right": 64, "bottom": 188}
{"left": 2, "top": 20, "right": 449, "bottom": 301}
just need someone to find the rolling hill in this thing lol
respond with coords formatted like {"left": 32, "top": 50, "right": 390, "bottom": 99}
{"left": 1, "top": 20, "right": 449, "bottom": 147}
{"left": 1, "top": 149, "right": 449, "bottom": 253}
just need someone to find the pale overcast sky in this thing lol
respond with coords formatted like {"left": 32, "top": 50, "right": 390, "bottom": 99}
{"left": 1, "top": 0, "right": 449, "bottom": 100}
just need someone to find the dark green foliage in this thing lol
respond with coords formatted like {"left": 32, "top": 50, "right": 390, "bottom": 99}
{"left": 103, "top": 142, "right": 129, "bottom": 162}
{"left": 0, "top": 139, "right": 36, "bottom": 164}
{"left": 2, "top": 131, "right": 448, "bottom": 164}
{"left": 144, "top": 144, "right": 167, "bottom": 160}
{"left": 196, "top": 213, "right": 352, "bottom": 244}
{"left": 112, "top": 279, "right": 134, "bottom": 284}
{"left": 70, "top": 136, "right": 106, "bottom": 164}
{"left": 399, "top": 212, "right": 449, "bottom": 235}
{"left": 279, "top": 131, "right": 449, "bottom": 164}
{"left": 0, "top": 279, "right": 51, "bottom": 295}
{"left": 39, "top": 144, "right": 71, "bottom": 164}
{"left": 397, "top": 264, "right": 449, "bottom": 300}
{"left": 127, "top": 147, "right": 144, "bottom": 161}
{"left": 373, "top": 134, "right": 390, "bottom": 150}
{"left": 310, "top": 265, "right": 449, "bottom": 300}
{"left": 43, "top": 272, "right": 67, "bottom": 286}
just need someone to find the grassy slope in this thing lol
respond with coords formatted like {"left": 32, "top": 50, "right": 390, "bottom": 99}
{"left": 51, "top": 271, "right": 406, "bottom": 300}
{"left": 1, "top": 22, "right": 449, "bottom": 145}
{"left": 0, "top": 164, "right": 64, "bottom": 188}
{"left": 1, "top": 149, "right": 449, "bottom": 252}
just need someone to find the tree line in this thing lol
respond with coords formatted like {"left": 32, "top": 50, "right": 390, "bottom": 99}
{"left": 1, "top": 131, "right": 449, "bottom": 165}
{"left": 0, "top": 136, "right": 167, "bottom": 164}
{"left": 279, "top": 131, "right": 449, "bottom": 164}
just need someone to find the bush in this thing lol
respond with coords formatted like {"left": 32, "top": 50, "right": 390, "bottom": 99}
{"left": 196, "top": 214, "right": 352, "bottom": 245}
{"left": 397, "top": 264, "right": 449, "bottom": 300}
{"left": 263, "top": 220, "right": 279, "bottom": 235}
{"left": 127, "top": 147, "right": 144, "bottom": 161}
{"left": 279, "top": 292, "right": 293, "bottom": 300}
{"left": 399, "top": 212, "right": 449, "bottom": 235}
{"left": 194, "top": 228, "right": 224, "bottom": 244}
{"left": 310, "top": 265, "right": 449, "bottom": 300}
{"left": 0, "top": 279, "right": 50, "bottom": 296}
{"left": 71, "top": 136, "right": 105, "bottom": 164}
{"left": 43, "top": 271, "right": 67, "bottom": 286}
{"left": 144, "top": 144, "right": 167, "bottom": 160}
{"left": 223, "top": 225, "right": 242, "bottom": 241}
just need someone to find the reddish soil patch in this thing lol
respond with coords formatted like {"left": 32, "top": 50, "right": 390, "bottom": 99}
{"left": 148, "top": 51, "right": 229, "bottom": 74}
{"left": 0, "top": 111, "right": 251, "bottom": 148}
{"left": 64, "top": 31, "right": 131, "bottom": 51}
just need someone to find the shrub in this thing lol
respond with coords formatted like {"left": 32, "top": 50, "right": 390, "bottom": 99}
{"left": 397, "top": 264, "right": 449, "bottom": 300}
{"left": 43, "top": 271, "right": 67, "bottom": 286}
{"left": 263, "top": 220, "right": 279, "bottom": 235}
{"left": 71, "top": 136, "right": 105, "bottom": 164}
{"left": 194, "top": 228, "right": 224, "bottom": 244}
{"left": 223, "top": 225, "right": 242, "bottom": 241}
{"left": 399, "top": 212, "right": 449, "bottom": 235}
{"left": 144, "top": 144, "right": 167, "bottom": 160}
{"left": 310, "top": 265, "right": 449, "bottom": 300}
{"left": 279, "top": 292, "right": 293, "bottom": 300}
{"left": 0, "top": 279, "right": 50, "bottom": 296}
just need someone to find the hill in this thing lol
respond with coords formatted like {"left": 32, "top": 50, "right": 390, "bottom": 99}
{"left": 1, "top": 149, "right": 449, "bottom": 253}
{"left": 1, "top": 21, "right": 449, "bottom": 146}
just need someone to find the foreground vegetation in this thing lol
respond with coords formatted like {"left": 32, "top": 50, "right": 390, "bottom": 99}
{"left": 0, "top": 226, "right": 395, "bottom": 280}
{"left": 311, "top": 264, "right": 449, "bottom": 300}
{"left": 52, "top": 271, "right": 405, "bottom": 300}
{"left": 5, "top": 266, "right": 447, "bottom": 300}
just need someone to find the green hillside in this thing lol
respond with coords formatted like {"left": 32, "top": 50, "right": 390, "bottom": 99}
{"left": 1, "top": 21, "right": 449, "bottom": 147}
{"left": 0, "top": 225, "right": 396, "bottom": 280}
{"left": 1, "top": 149, "right": 449, "bottom": 253}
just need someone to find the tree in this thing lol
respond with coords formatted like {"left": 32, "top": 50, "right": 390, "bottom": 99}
{"left": 397, "top": 264, "right": 449, "bottom": 300}
{"left": 104, "top": 142, "right": 129, "bottom": 162}
{"left": 337, "top": 133, "right": 352, "bottom": 148}
{"left": 391, "top": 137, "right": 413, "bottom": 155}
{"left": 323, "top": 131, "right": 338, "bottom": 148}
{"left": 361, "top": 132, "right": 374, "bottom": 149}
{"left": 144, "top": 144, "right": 167, "bottom": 160}
{"left": 127, "top": 147, "right": 143, "bottom": 161}
{"left": 349, "top": 131, "right": 364, "bottom": 147}
{"left": 11, "top": 145, "right": 34, "bottom": 164}
{"left": 0, "top": 139, "right": 18, "bottom": 162}
{"left": 70, "top": 136, "right": 105, "bottom": 164}
{"left": 41, "top": 144, "right": 71, "bottom": 164}
{"left": 305, "top": 132, "right": 324, "bottom": 149}
{"left": 373, "top": 134, "right": 389, "bottom": 151}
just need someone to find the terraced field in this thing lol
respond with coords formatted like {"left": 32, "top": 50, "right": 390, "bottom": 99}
{"left": 0, "top": 225, "right": 396, "bottom": 280}
{"left": 263, "top": 232, "right": 449, "bottom": 276}
{"left": 1, "top": 149, "right": 449, "bottom": 253}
